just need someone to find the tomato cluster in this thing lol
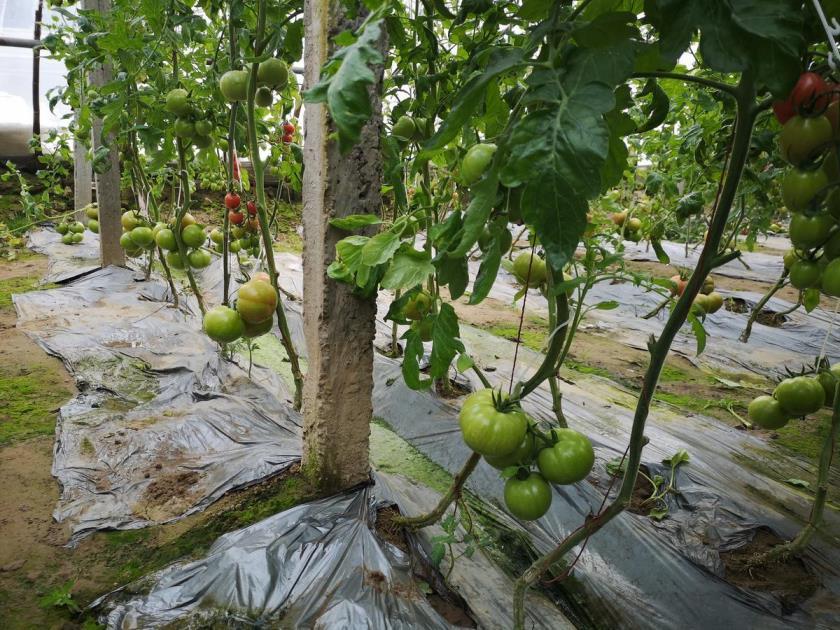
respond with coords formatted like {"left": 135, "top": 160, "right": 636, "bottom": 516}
{"left": 611, "top": 211, "right": 642, "bottom": 242}
{"left": 668, "top": 274, "right": 724, "bottom": 315}
{"left": 459, "top": 389, "right": 595, "bottom": 521}
{"left": 202, "top": 274, "right": 277, "bottom": 344}
{"left": 748, "top": 368, "right": 837, "bottom": 430}
{"left": 774, "top": 71, "right": 840, "bottom": 298}
{"left": 164, "top": 88, "right": 214, "bottom": 150}
{"left": 220, "top": 192, "right": 262, "bottom": 259}
{"left": 55, "top": 219, "right": 86, "bottom": 245}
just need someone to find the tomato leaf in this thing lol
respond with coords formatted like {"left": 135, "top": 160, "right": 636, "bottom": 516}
{"left": 429, "top": 303, "right": 465, "bottom": 379}
{"left": 456, "top": 353, "right": 475, "bottom": 373}
{"left": 803, "top": 288, "right": 820, "bottom": 313}
{"left": 785, "top": 478, "right": 810, "bottom": 489}
{"left": 648, "top": 506, "right": 669, "bottom": 521}
{"left": 469, "top": 239, "right": 502, "bottom": 305}
{"left": 686, "top": 311, "right": 707, "bottom": 356}
{"left": 663, "top": 448, "right": 690, "bottom": 467}
{"left": 304, "top": 20, "right": 385, "bottom": 153}
{"left": 437, "top": 255, "right": 469, "bottom": 300}
{"left": 448, "top": 169, "right": 499, "bottom": 258}
{"left": 381, "top": 249, "right": 435, "bottom": 290}
{"left": 420, "top": 47, "right": 524, "bottom": 156}
{"left": 636, "top": 79, "right": 670, "bottom": 133}
{"left": 329, "top": 214, "right": 382, "bottom": 231}
{"left": 402, "top": 328, "right": 431, "bottom": 390}
{"left": 361, "top": 231, "right": 401, "bottom": 266}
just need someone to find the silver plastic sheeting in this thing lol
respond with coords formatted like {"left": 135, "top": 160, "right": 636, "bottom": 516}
{"left": 28, "top": 227, "right": 102, "bottom": 283}
{"left": 95, "top": 484, "right": 459, "bottom": 629}
{"left": 13, "top": 260, "right": 301, "bottom": 540}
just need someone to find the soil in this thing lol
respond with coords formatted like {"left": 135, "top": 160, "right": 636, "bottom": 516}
{"left": 373, "top": 505, "right": 477, "bottom": 628}
{"left": 626, "top": 465, "right": 656, "bottom": 515}
{"left": 720, "top": 527, "right": 820, "bottom": 614}
{"left": 724, "top": 296, "right": 788, "bottom": 327}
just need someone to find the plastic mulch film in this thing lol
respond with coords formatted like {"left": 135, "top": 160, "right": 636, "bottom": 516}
{"left": 93, "top": 473, "right": 574, "bottom": 629}
{"left": 28, "top": 227, "right": 102, "bottom": 283}
{"left": 13, "top": 251, "right": 301, "bottom": 540}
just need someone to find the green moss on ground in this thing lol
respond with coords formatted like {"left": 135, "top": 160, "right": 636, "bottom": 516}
{"left": 486, "top": 324, "right": 547, "bottom": 352}
{"left": 0, "top": 274, "right": 54, "bottom": 309}
{"left": 370, "top": 419, "right": 453, "bottom": 493}
{"left": 773, "top": 412, "right": 837, "bottom": 460}
{"left": 0, "top": 365, "right": 72, "bottom": 445}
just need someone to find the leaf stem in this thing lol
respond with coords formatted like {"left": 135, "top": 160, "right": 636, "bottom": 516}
{"left": 631, "top": 71, "right": 738, "bottom": 97}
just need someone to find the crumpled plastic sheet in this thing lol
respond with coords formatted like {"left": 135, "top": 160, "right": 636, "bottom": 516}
{"left": 93, "top": 472, "right": 574, "bottom": 629}
{"left": 14, "top": 234, "right": 302, "bottom": 540}
{"left": 369, "top": 327, "right": 840, "bottom": 630}
{"left": 28, "top": 226, "right": 102, "bottom": 283}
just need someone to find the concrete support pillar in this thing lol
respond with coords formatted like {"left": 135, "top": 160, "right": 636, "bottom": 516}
{"left": 84, "top": 0, "right": 123, "bottom": 267}
{"left": 73, "top": 111, "right": 92, "bottom": 220}
{"left": 301, "top": 0, "right": 385, "bottom": 491}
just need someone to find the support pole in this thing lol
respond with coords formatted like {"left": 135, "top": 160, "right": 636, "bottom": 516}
{"left": 73, "top": 109, "right": 93, "bottom": 220}
{"left": 83, "top": 0, "right": 123, "bottom": 267}
{"left": 301, "top": 0, "right": 385, "bottom": 491}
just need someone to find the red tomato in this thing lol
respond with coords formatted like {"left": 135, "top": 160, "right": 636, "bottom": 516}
{"left": 282, "top": 133, "right": 293, "bottom": 144}
{"left": 225, "top": 192, "right": 241, "bottom": 210}
{"left": 282, "top": 122, "right": 295, "bottom": 134}
{"left": 247, "top": 200, "right": 257, "bottom": 216}
{"left": 229, "top": 210, "right": 245, "bottom": 225}
{"left": 791, "top": 72, "right": 829, "bottom": 114}
{"left": 772, "top": 98, "right": 795, "bottom": 125}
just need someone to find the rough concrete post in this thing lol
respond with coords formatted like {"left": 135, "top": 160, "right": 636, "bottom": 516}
{"left": 301, "top": 0, "right": 385, "bottom": 491}
{"left": 73, "top": 111, "right": 92, "bottom": 220}
{"left": 84, "top": 0, "right": 123, "bottom": 267}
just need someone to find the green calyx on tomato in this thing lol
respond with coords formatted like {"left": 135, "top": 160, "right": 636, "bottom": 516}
{"left": 257, "top": 58, "right": 288, "bottom": 89}
{"left": 774, "top": 376, "right": 826, "bottom": 416}
{"left": 203, "top": 305, "right": 245, "bottom": 344}
{"left": 789, "top": 212, "right": 834, "bottom": 250}
{"left": 504, "top": 471, "right": 552, "bottom": 521}
{"left": 458, "top": 389, "right": 528, "bottom": 457}
{"left": 236, "top": 278, "right": 278, "bottom": 324}
{"left": 512, "top": 252, "right": 547, "bottom": 287}
{"left": 219, "top": 70, "right": 249, "bottom": 102}
{"left": 536, "top": 428, "right": 595, "bottom": 485}
{"left": 747, "top": 395, "right": 790, "bottom": 429}
{"left": 779, "top": 115, "right": 833, "bottom": 166}
{"left": 461, "top": 143, "right": 497, "bottom": 185}
{"left": 164, "top": 88, "right": 191, "bottom": 116}
{"left": 781, "top": 167, "right": 828, "bottom": 212}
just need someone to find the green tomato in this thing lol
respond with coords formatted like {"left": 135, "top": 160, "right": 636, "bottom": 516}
{"left": 779, "top": 115, "right": 833, "bottom": 166}
{"left": 789, "top": 259, "right": 822, "bottom": 289}
{"left": 818, "top": 364, "right": 840, "bottom": 406}
{"left": 255, "top": 86, "right": 273, "bottom": 107}
{"left": 155, "top": 228, "right": 177, "bottom": 251}
{"left": 174, "top": 118, "right": 195, "bottom": 139}
{"left": 121, "top": 210, "right": 141, "bottom": 231}
{"left": 403, "top": 291, "right": 432, "bottom": 320}
{"left": 194, "top": 120, "right": 212, "bottom": 136}
{"left": 203, "top": 305, "right": 245, "bottom": 343}
{"left": 458, "top": 389, "right": 528, "bottom": 457}
{"left": 392, "top": 115, "right": 416, "bottom": 141}
{"left": 61, "top": 232, "right": 74, "bottom": 245}
{"left": 747, "top": 395, "right": 790, "bottom": 429}
{"left": 512, "top": 252, "right": 547, "bottom": 287}
{"left": 789, "top": 212, "right": 834, "bottom": 249}
{"left": 84, "top": 204, "right": 99, "bottom": 220}
{"left": 774, "top": 376, "right": 826, "bottom": 416}
{"left": 119, "top": 232, "right": 135, "bottom": 250}
{"left": 478, "top": 226, "right": 513, "bottom": 254}
{"left": 243, "top": 314, "right": 274, "bottom": 338}
{"left": 165, "top": 251, "right": 186, "bottom": 270}
{"left": 704, "top": 291, "right": 724, "bottom": 314}
{"left": 484, "top": 427, "right": 537, "bottom": 469}
{"left": 56, "top": 222, "right": 69, "bottom": 235}
{"left": 193, "top": 134, "right": 212, "bottom": 149}
{"left": 229, "top": 239, "right": 242, "bottom": 253}
{"left": 165, "top": 88, "right": 191, "bottom": 116}
{"left": 188, "top": 248, "right": 212, "bottom": 269}
{"left": 823, "top": 258, "right": 840, "bottom": 297}
{"left": 824, "top": 231, "right": 840, "bottom": 260}
{"left": 461, "top": 143, "right": 497, "bottom": 185}
{"left": 257, "top": 58, "right": 288, "bottom": 89}
{"left": 69, "top": 221, "right": 85, "bottom": 234}
{"left": 71, "top": 232, "right": 83, "bottom": 243}
{"left": 504, "top": 472, "right": 552, "bottom": 521}
{"left": 412, "top": 117, "right": 428, "bottom": 141}
{"left": 781, "top": 168, "right": 828, "bottom": 212}
{"left": 210, "top": 228, "right": 224, "bottom": 245}
{"left": 181, "top": 224, "right": 206, "bottom": 248}
{"left": 536, "top": 428, "right": 595, "bottom": 484}
{"left": 236, "top": 278, "right": 278, "bottom": 324}
{"left": 783, "top": 249, "right": 800, "bottom": 270}
{"left": 87, "top": 219, "right": 99, "bottom": 234}
{"left": 129, "top": 226, "right": 155, "bottom": 249}
{"left": 219, "top": 70, "right": 249, "bottom": 102}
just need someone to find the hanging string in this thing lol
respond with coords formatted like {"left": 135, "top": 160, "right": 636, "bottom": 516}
{"left": 509, "top": 240, "right": 537, "bottom": 395}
